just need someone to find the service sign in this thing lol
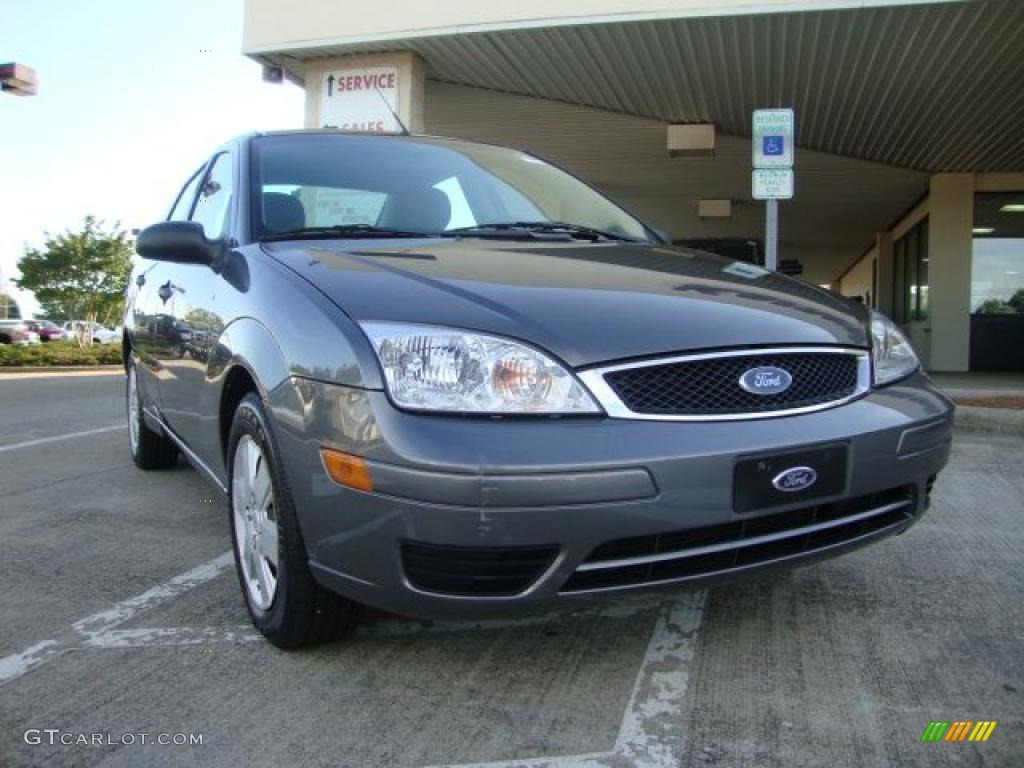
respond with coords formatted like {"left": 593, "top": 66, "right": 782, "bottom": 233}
{"left": 752, "top": 169, "right": 794, "bottom": 200}
{"left": 752, "top": 108, "right": 794, "bottom": 169}
{"left": 318, "top": 67, "right": 401, "bottom": 133}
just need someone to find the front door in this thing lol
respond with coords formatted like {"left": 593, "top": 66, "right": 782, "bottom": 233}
{"left": 156, "top": 152, "right": 234, "bottom": 462}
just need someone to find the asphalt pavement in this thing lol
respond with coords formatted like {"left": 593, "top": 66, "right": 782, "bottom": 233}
{"left": 0, "top": 373, "right": 1021, "bottom": 767}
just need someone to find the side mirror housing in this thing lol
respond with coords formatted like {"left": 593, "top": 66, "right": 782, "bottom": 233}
{"left": 136, "top": 221, "right": 222, "bottom": 266}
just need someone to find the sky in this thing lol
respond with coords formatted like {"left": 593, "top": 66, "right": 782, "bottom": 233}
{"left": 0, "top": 0, "right": 305, "bottom": 316}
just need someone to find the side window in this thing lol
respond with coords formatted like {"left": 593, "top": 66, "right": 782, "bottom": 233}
{"left": 190, "top": 153, "right": 234, "bottom": 238}
{"left": 168, "top": 167, "right": 204, "bottom": 221}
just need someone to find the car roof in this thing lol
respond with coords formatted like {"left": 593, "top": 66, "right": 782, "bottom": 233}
{"left": 239, "top": 129, "right": 528, "bottom": 156}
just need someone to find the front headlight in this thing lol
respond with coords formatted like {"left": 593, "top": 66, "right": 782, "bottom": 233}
{"left": 870, "top": 310, "right": 919, "bottom": 386}
{"left": 361, "top": 322, "right": 602, "bottom": 414}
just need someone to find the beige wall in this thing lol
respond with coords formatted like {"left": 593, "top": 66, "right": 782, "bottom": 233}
{"left": 243, "top": 0, "right": 932, "bottom": 51}
{"left": 838, "top": 197, "right": 928, "bottom": 306}
{"left": 838, "top": 246, "right": 874, "bottom": 302}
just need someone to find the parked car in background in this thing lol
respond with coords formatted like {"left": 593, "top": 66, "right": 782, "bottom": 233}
{"left": 125, "top": 130, "right": 954, "bottom": 650}
{"left": 24, "top": 319, "right": 66, "bottom": 342}
{"left": 0, "top": 319, "right": 41, "bottom": 345}
{"left": 63, "top": 321, "right": 119, "bottom": 344}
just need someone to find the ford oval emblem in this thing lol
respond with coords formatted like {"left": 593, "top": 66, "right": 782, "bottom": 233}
{"left": 739, "top": 366, "right": 793, "bottom": 395}
{"left": 772, "top": 466, "right": 818, "bottom": 493}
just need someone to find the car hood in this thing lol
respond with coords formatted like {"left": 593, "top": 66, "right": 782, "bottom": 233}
{"left": 262, "top": 238, "right": 869, "bottom": 368}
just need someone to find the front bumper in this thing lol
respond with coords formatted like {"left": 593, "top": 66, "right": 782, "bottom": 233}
{"left": 268, "top": 372, "right": 953, "bottom": 619}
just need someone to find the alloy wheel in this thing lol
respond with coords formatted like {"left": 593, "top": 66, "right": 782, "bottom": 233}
{"left": 232, "top": 435, "right": 280, "bottom": 610}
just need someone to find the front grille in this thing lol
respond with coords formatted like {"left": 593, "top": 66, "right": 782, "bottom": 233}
{"left": 401, "top": 541, "right": 558, "bottom": 596}
{"left": 602, "top": 351, "right": 861, "bottom": 416}
{"left": 560, "top": 486, "right": 914, "bottom": 593}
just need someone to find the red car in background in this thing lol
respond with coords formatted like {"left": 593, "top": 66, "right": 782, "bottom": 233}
{"left": 24, "top": 319, "right": 67, "bottom": 342}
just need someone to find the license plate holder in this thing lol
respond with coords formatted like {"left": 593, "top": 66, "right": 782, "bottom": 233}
{"left": 733, "top": 443, "right": 848, "bottom": 514}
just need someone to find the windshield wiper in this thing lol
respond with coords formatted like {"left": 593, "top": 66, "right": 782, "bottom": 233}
{"left": 444, "top": 221, "right": 641, "bottom": 242}
{"left": 259, "top": 224, "right": 436, "bottom": 241}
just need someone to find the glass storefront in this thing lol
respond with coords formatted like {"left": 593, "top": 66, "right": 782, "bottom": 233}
{"left": 894, "top": 218, "right": 929, "bottom": 325}
{"left": 970, "top": 192, "right": 1024, "bottom": 371}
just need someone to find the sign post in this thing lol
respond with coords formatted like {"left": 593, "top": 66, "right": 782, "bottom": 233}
{"left": 752, "top": 108, "right": 795, "bottom": 271}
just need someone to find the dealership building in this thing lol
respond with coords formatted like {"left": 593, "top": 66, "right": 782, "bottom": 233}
{"left": 242, "top": 0, "right": 1024, "bottom": 372}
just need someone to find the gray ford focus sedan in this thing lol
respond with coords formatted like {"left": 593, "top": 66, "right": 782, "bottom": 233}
{"left": 125, "top": 131, "right": 954, "bottom": 648}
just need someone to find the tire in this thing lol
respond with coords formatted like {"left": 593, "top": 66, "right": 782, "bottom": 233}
{"left": 127, "top": 360, "right": 179, "bottom": 470}
{"left": 228, "top": 392, "right": 358, "bottom": 649}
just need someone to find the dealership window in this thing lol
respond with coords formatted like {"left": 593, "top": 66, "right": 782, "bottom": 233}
{"left": 971, "top": 193, "right": 1024, "bottom": 313}
{"left": 970, "top": 191, "right": 1024, "bottom": 372}
{"left": 893, "top": 218, "right": 929, "bottom": 324}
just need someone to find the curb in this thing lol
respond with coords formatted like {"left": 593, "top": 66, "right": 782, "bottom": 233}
{"left": 0, "top": 365, "right": 124, "bottom": 375}
{"left": 954, "top": 406, "right": 1024, "bottom": 437}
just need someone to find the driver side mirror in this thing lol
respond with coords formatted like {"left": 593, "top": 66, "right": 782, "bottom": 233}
{"left": 136, "top": 221, "right": 222, "bottom": 266}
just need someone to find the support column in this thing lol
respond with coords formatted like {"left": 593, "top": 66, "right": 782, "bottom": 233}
{"left": 927, "top": 174, "right": 974, "bottom": 372}
{"left": 302, "top": 52, "right": 426, "bottom": 133}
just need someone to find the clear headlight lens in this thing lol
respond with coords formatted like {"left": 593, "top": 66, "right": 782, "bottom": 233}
{"left": 870, "top": 310, "right": 919, "bottom": 386}
{"left": 361, "top": 323, "right": 601, "bottom": 414}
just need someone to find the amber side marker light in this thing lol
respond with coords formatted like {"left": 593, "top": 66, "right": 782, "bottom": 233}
{"left": 320, "top": 448, "right": 373, "bottom": 492}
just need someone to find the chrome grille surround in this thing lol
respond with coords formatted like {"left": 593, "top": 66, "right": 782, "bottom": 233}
{"left": 578, "top": 347, "right": 872, "bottom": 422}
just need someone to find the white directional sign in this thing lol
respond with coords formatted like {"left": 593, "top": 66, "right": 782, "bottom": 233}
{"left": 752, "top": 108, "right": 794, "bottom": 169}
{"left": 752, "top": 169, "right": 794, "bottom": 200}
{"left": 318, "top": 66, "right": 401, "bottom": 133}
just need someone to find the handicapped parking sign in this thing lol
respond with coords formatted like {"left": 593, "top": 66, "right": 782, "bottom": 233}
{"left": 763, "top": 135, "right": 784, "bottom": 156}
{"left": 752, "top": 109, "right": 794, "bottom": 168}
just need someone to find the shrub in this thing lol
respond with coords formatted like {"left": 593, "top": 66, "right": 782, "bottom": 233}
{"left": 0, "top": 340, "right": 124, "bottom": 367}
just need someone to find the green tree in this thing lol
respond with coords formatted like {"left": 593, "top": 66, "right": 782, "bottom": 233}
{"left": 15, "top": 216, "right": 133, "bottom": 339}
{"left": 1009, "top": 287, "right": 1024, "bottom": 314}
{"left": 976, "top": 298, "right": 1014, "bottom": 315}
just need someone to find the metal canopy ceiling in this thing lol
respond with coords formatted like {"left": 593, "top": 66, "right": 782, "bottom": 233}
{"left": 269, "top": 0, "right": 1024, "bottom": 172}
{"left": 424, "top": 82, "right": 930, "bottom": 284}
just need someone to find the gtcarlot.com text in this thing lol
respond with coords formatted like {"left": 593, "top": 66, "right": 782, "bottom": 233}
{"left": 23, "top": 729, "right": 203, "bottom": 747}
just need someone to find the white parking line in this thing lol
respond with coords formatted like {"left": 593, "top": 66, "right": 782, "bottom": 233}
{"left": 0, "top": 552, "right": 234, "bottom": 686}
{"left": 71, "top": 552, "right": 234, "bottom": 637}
{"left": 422, "top": 593, "right": 707, "bottom": 768}
{"left": 1, "top": 551, "right": 708, "bottom": 768}
{"left": 0, "top": 423, "right": 125, "bottom": 453}
{"left": 83, "top": 626, "right": 262, "bottom": 649}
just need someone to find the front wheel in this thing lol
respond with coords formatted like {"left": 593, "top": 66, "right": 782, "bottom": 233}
{"left": 228, "top": 392, "right": 358, "bottom": 648}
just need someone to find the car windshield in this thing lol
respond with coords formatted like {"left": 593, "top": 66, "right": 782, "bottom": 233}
{"left": 251, "top": 134, "right": 650, "bottom": 242}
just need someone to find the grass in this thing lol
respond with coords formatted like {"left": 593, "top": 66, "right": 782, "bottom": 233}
{"left": 0, "top": 340, "right": 124, "bottom": 367}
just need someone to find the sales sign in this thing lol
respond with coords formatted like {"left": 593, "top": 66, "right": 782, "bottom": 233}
{"left": 319, "top": 66, "right": 401, "bottom": 133}
{"left": 752, "top": 109, "right": 794, "bottom": 169}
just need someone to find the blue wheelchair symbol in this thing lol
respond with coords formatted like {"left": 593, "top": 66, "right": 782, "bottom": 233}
{"left": 763, "top": 135, "right": 785, "bottom": 156}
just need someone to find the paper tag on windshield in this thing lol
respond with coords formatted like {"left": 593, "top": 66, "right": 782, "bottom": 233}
{"left": 723, "top": 262, "right": 770, "bottom": 279}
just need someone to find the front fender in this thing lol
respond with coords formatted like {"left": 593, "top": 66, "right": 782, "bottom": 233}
{"left": 213, "top": 317, "right": 290, "bottom": 401}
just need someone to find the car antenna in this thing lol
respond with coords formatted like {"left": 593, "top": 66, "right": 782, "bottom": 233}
{"left": 346, "top": 52, "right": 411, "bottom": 136}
